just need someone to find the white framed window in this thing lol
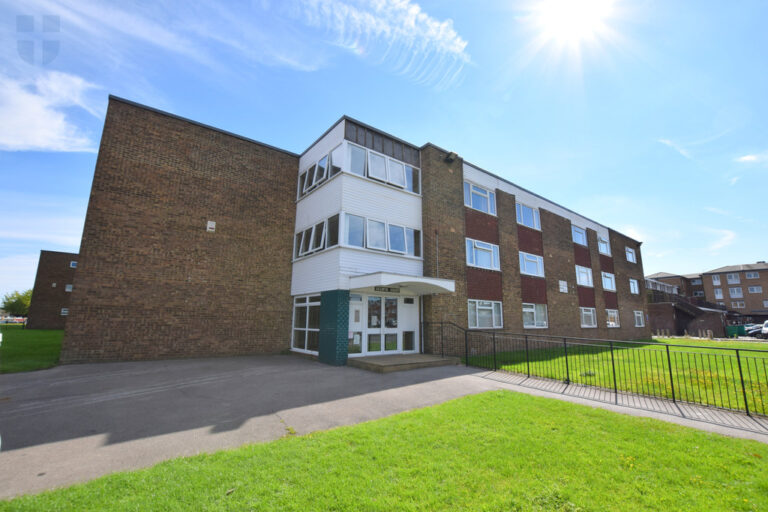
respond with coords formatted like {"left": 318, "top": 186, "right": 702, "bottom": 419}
{"left": 60, "top": 308, "right": 69, "bottom": 316}
{"left": 387, "top": 159, "right": 406, "bottom": 188}
{"left": 727, "top": 273, "right": 740, "bottom": 284}
{"left": 292, "top": 295, "right": 321, "bottom": 353}
{"left": 748, "top": 285, "right": 763, "bottom": 294}
{"left": 712, "top": 275, "right": 721, "bottom": 285}
{"left": 690, "top": 278, "right": 702, "bottom": 285}
{"left": 404, "top": 165, "right": 420, "bottom": 194}
{"left": 606, "top": 309, "right": 620, "bottom": 328}
{"left": 746, "top": 271, "right": 760, "bottom": 279}
{"left": 558, "top": 280, "right": 568, "bottom": 293}
{"left": 601, "top": 272, "right": 616, "bottom": 292}
{"left": 731, "top": 301, "right": 745, "bottom": 309}
{"left": 580, "top": 307, "right": 597, "bottom": 328}
{"left": 519, "top": 251, "right": 545, "bottom": 277}
{"left": 329, "top": 144, "right": 344, "bottom": 177}
{"left": 463, "top": 182, "right": 496, "bottom": 215}
{"left": 634, "top": 311, "right": 645, "bottom": 327}
{"left": 729, "top": 287, "right": 743, "bottom": 298}
{"left": 295, "top": 215, "right": 340, "bottom": 259}
{"left": 368, "top": 152, "right": 388, "bottom": 182}
{"left": 348, "top": 144, "right": 367, "bottom": 176}
{"left": 406, "top": 228, "right": 421, "bottom": 257}
{"left": 598, "top": 237, "right": 611, "bottom": 255}
{"left": 388, "top": 224, "right": 407, "bottom": 254}
{"left": 466, "top": 238, "right": 500, "bottom": 270}
{"left": 51, "top": 282, "right": 57, "bottom": 288}
{"left": 571, "top": 225, "right": 587, "bottom": 246}
{"left": 468, "top": 299, "right": 503, "bottom": 329}
{"left": 311, "top": 221, "right": 326, "bottom": 251}
{"left": 366, "top": 219, "right": 387, "bottom": 250}
{"left": 516, "top": 203, "right": 540, "bottom": 230}
{"left": 575, "top": 265, "right": 593, "bottom": 287}
{"left": 763, "top": 300, "right": 768, "bottom": 308}
{"left": 625, "top": 247, "right": 637, "bottom": 263}
{"left": 629, "top": 279, "right": 639, "bottom": 294}
{"left": 69, "top": 261, "right": 77, "bottom": 268}
{"left": 345, "top": 214, "right": 365, "bottom": 248}
{"left": 693, "top": 291, "right": 705, "bottom": 297}
{"left": 522, "top": 303, "right": 548, "bottom": 328}
{"left": 342, "top": 214, "right": 419, "bottom": 257}
{"left": 714, "top": 288, "right": 723, "bottom": 300}
{"left": 65, "top": 284, "right": 73, "bottom": 293}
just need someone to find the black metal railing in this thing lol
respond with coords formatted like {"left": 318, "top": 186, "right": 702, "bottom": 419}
{"left": 422, "top": 322, "right": 768, "bottom": 417}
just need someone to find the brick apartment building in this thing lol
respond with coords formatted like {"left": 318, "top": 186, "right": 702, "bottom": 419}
{"left": 27, "top": 250, "right": 79, "bottom": 329}
{"left": 61, "top": 96, "right": 650, "bottom": 364}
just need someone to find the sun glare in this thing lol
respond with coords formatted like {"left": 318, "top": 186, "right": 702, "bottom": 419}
{"left": 530, "top": 0, "right": 615, "bottom": 50}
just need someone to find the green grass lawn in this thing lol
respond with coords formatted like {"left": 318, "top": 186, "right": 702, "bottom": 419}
{"left": 468, "top": 335, "right": 768, "bottom": 415}
{"left": 0, "top": 325, "right": 63, "bottom": 373}
{"left": 3, "top": 391, "right": 767, "bottom": 511}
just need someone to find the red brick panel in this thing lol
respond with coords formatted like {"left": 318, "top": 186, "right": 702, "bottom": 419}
{"left": 521, "top": 275, "right": 547, "bottom": 304}
{"left": 577, "top": 286, "right": 596, "bottom": 308}
{"left": 517, "top": 225, "right": 543, "bottom": 256}
{"left": 573, "top": 245, "right": 591, "bottom": 268}
{"left": 604, "top": 291, "right": 618, "bottom": 309}
{"left": 599, "top": 254, "right": 614, "bottom": 273}
{"left": 465, "top": 208, "right": 499, "bottom": 244}
{"left": 466, "top": 267, "right": 503, "bottom": 301}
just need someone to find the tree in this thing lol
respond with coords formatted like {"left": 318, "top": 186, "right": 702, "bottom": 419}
{"left": 2, "top": 289, "right": 32, "bottom": 317}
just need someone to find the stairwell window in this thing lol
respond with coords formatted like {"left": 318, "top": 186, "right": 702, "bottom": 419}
{"left": 463, "top": 182, "right": 496, "bottom": 215}
{"left": 519, "top": 251, "right": 545, "bottom": 277}
{"left": 629, "top": 279, "right": 639, "bottom": 294}
{"left": 601, "top": 272, "right": 616, "bottom": 292}
{"left": 468, "top": 299, "right": 503, "bottom": 329}
{"left": 522, "top": 303, "right": 548, "bottom": 328}
{"left": 466, "top": 238, "right": 500, "bottom": 271}
{"left": 606, "top": 309, "right": 620, "bottom": 328}
{"left": 366, "top": 219, "right": 387, "bottom": 250}
{"left": 575, "top": 265, "right": 593, "bottom": 287}
{"left": 346, "top": 214, "right": 365, "bottom": 247}
{"left": 580, "top": 307, "right": 597, "bottom": 328}
{"left": 634, "top": 311, "right": 645, "bottom": 327}
{"left": 388, "top": 224, "right": 406, "bottom": 254}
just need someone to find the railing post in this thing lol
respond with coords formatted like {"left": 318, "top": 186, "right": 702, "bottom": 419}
{"left": 492, "top": 331, "right": 497, "bottom": 371}
{"left": 665, "top": 345, "right": 676, "bottom": 403}
{"left": 524, "top": 335, "right": 531, "bottom": 377}
{"left": 609, "top": 341, "right": 618, "bottom": 404}
{"left": 735, "top": 349, "right": 750, "bottom": 416}
{"left": 440, "top": 322, "right": 445, "bottom": 358}
{"left": 563, "top": 337, "right": 570, "bottom": 384}
{"left": 464, "top": 329, "right": 469, "bottom": 367}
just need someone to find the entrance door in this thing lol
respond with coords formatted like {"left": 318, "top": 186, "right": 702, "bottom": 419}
{"left": 348, "top": 295, "right": 364, "bottom": 354}
{"left": 348, "top": 294, "right": 419, "bottom": 356}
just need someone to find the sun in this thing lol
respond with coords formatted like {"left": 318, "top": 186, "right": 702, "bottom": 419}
{"left": 524, "top": 0, "right": 617, "bottom": 58}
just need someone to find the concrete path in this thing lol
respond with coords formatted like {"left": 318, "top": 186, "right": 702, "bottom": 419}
{"left": 1, "top": 355, "right": 767, "bottom": 499}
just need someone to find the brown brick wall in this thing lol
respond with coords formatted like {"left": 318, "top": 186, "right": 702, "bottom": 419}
{"left": 27, "top": 250, "right": 78, "bottom": 330}
{"left": 702, "top": 270, "right": 768, "bottom": 316}
{"left": 538, "top": 210, "right": 581, "bottom": 335}
{"left": 609, "top": 229, "right": 651, "bottom": 338}
{"left": 465, "top": 208, "right": 499, "bottom": 244}
{"left": 497, "top": 190, "right": 523, "bottom": 332}
{"left": 61, "top": 98, "right": 299, "bottom": 362}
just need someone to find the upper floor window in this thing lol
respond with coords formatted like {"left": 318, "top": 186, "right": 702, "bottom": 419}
{"left": 571, "top": 226, "right": 587, "bottom": 246}
{"left": 295, "top": 214, "right": 340, "bottom": 259}
{"left": 712, "top": 275, "right": 720, "bottom": 285}
{"left": 629, "top": 279, "right": 639, "bottom": 294}
{"left": 690, "top": 278, "right": 702, "bottom": 285}
{"left": 65, "top": 284, "right": 73, "bottom": 293}
{"left": 466, "top": 238, "right": 500, "bottom": 271}
{"left": 693, "top": 291, "right": 705, "bottom": 297}
{"left": 746, "top": 271, "right": 760, "bottom": 279}
{"left": 298, "top": 146, "right": 343, "bottom": 199}
{"left": 60, "top": 308, "right": 69, "bottom": 316}
{"left": 601, "top": 272, "right": 616, "bottom": 292}
{"left": 714, "top": 288, "right": 723, "bottom": 299}
{"left": 343, "top": 213, "right": 421, "bottom": 257}
{"left": 727, "top": 273, "right": 740, "bottom": 284}
{"left": 625, "top": 247, "right": 637, "bottom": 263}
{"left": 463, "top": 182, "right": 496, "bottom": 215}
{"left": 69, "top": 261, "right": 77, "bottom": 268}
{"left": 516, "top": 203, "right": 540, "bottom": 230}
{"left": 729, "top": 287, "right": 743, "bottom": 298}
{"left": 575, "top": 265, "right": 593, "bottom": 287}
{"left": 748, "top": 285, "right": 763, "bottom": 294}
{"left": 468, "top": 299, "right": 503, "bottom": 329}
{"left": 598, "top": 237, "right": 611, "bottom": 256}
{"left": 519, "top": 251, "right": 545, "bottom": 277}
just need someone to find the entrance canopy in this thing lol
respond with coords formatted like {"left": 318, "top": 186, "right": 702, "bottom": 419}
{"left": 348, "top": 272, "right": 455, "bottom": 296}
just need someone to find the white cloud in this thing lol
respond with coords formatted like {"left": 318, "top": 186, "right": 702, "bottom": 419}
{"left": 702, "top": 228, "right": 736, "bottom": 252}
{"left": 728, "top": 176, "right": 740, "bottom": 185}
{"left": 704, "top": 207, "right": 729, "bottom": 216}
{"left": 0, "top": 254, "right": 40, "bottom": 298}
{"left": 657, "top": 139, "right": 691, "bottom": 159}
{"left": 0, "top": 71, "right": 99, "bottom": 152}
{"left": 735, "top": 152, "right": 768, "bottom": 163}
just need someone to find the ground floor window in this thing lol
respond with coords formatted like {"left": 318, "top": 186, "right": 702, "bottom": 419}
{"left": 468, "top": 299, "right": 503, "bottom": 329}
{"left": 606, "top": 309, "right": 620, "bottom": 328}
{"left": 293, "top": 295, "right": 321, "bottom": 352}
{"left": 634, "top": 310, "right": 645, "bottom": 327}
{"left": 522, "top": 303, "right": 548, "bottom": 328}
{"left": 580, "top": 307, "right": 597, "bottom": 328}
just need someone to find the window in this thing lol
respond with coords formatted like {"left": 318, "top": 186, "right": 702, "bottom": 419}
{"left": 571, "top": 226, "right": 587, "bottom": 246}
{"left": 311, "top": 221, "right": 325, "bottom": 251}
{"left": 51, "top": 282, "right": 56, "bottom": 288}
{"left": 601, "top": 272, "right": 616, "bottom": 292}
{"left": 468, "top": 299, "right": 503, "bottom": 328}
{"left": 60, "top": 308, "right": 69, "bottom": 316}
{"left": 519, "top": 251, "right": 545, "bottom": 277}
{"left": 763, "top": 300, "right": 768, "bottom": 308}
{"left": 516, "top": 203, "right": 540, "bottom": 230}
{"left": 349, "top": 144, "right": 367, "bottom": 176}
{"left": 368, "top": 152, "right": 387, "bottom": 181}
{"left": 295, "top": 215, "right": 340, "bottom": 259}
{"left": 580, "top": 307, "right": 597, "bottom": 328}
{"left": 346, "top": 214, "right": 365, "bottom": 247}
{"left": 466, "top": 238, "right": 500, "bottom": 271}
{"left": 714, "top": 288, "right": 723, "bottom": 300}
{"left": 315, "top": 155, "right": 328, "bottom": 185}
{"left": 387, "top": 159, "right": 406, "bottom": 188}
{"left": 729, "top": 287, "right": 743, "bottom": 298}
{"left": 404, "top": 165, "right": 420, "bottom": 194}
{"left": 693, "top": 291, "right": 705, "bottom": 297}
{"left": 522, "top": 303, "right": 548, "bottom": 328}
{"left": 575, "top": 265, "right": 593, "bottom": 287}
{"left": 293, "top": 295, "right": 321, "bottom": 352}
{"left": 731, "top": 301, "right": 745, "bottom": 309}
{"left": 406, "top": 228, "right": 421, "bottom": 257}
{"left": 463, "top": 182, "right": 496, "bottom": 215}
{"left": 598, "top": 237, "right": 611, "bottom": 255}
{"left": 712, "top": 275, "right": 721, "bottom": 285}
{"left": 690, "top": 278, "right": 702, "bottom": 285}
{"left": 388, "top": 224, "right": 406, "bottom": 253}
{"left": 629, "top": 279, "right": 639, "bottom": 294}
{"left": 746, "top": 271, "right": 760, "bottom": 279}
{"left": 727, "top": 273, "right": 740, "bottom": 284}
{"left": 69, "top": 261, "right": 77, "bottom": 268}
{"left": 65, "top": 284, "right": 73, "bottom": 293}
{"left": 367, "top": 219, "right": 387, "bottom": 250}
{"left": 634, "top": 311, "right": 645, "bottom": 327}
{"left": 625, "top": 247, "right": 637, "bottom": 263}
{"left": 606, "top": 309, "right": 620, "bottom": 328}
{"left": 326, "top": 215, "right": 339, "bottom": 247}
{"left": 748, "top": 286, "right": 763, "bottom": 294}
{"left": 559, "top": 280, "right": 568, "bottom": 293}
{"left": 329, "top": 145, "right": 343, "bottom": 177}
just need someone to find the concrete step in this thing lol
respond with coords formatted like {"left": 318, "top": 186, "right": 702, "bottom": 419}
{"left": 347, "top": 354, "right": 461, "bottom": 373}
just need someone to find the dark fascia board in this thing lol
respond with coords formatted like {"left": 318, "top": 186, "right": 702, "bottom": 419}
{"left": 108, "top": 95, "right": 300, "bottom": 158}
{"left": 300, "top": 115, "right": 423, "bottom": 159}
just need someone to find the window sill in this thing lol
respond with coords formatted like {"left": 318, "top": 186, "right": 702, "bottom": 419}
{"left": 467, "top": 264, "right": 501, "bottom": 272}
{"left": 523, "top": 326, "right": 548, "bottom": 329}
{"left": 580, "top": 325, "right": 597, "bottom": 329}
{"left": 520, "top": 272, "right": 546, "bottom": 279}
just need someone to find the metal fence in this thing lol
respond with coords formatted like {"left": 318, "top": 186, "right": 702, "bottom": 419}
{"left": 423, "top": 322, "right": 768, "bottom": 417}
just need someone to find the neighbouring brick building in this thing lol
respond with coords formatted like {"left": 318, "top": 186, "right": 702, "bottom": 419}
{"left": 62, "top": 96, "right": 651, "bottom": 364}
{"left": 27, "top": 250, "right": 79, "bottom": 329}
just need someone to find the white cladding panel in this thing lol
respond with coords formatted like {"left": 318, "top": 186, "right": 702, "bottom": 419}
{"left": 299, "top": 119, "right": 345, "bottom": 172}
{"left": 339, "top": 249, "right": 423, "bottom": 286}
{"left": 341, "top": 174, "right": 422, "bottom": 230}
{"left": 463, "top": 163, "right": 611, "bottom": 240}
{"left": 295, "top": 176, "right": 343, "bottom": 231}
{"left": 291, "top": 249, "right": 345, "bottom": 295}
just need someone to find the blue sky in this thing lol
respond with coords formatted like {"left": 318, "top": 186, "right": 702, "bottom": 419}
{"left": 1, "top": 0, "right": 767, "bottom": 297}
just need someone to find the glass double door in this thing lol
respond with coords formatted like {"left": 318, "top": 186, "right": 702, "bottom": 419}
{"left": 348, "top": 294, "right": 418, "bottom": 356}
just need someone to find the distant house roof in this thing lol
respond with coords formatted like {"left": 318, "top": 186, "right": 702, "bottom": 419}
{"left": 682, "top": 273, "right": 702, "bottom": 279}
{"left": 646, "top": 272, "right": 679, "bottom": 279}
{"left": 704, "top": 262, "right": 768, "bottom": 274}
